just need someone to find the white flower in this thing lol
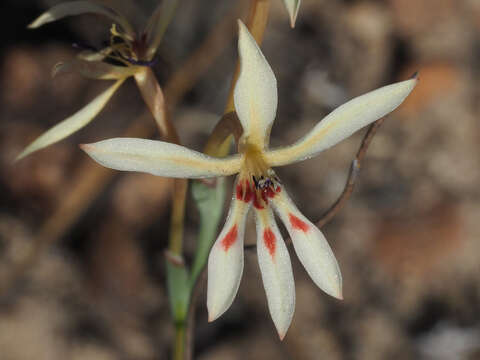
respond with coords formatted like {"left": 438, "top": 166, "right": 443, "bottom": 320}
{"left": 81, "top": 20, "right": 417, "bottom": 339}
{"left": 17, "top": 0, "right": 176, "bottom": 161}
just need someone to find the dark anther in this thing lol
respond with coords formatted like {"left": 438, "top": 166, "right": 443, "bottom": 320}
{"left": 126, "top": 57, "right": 159, "bottom": 67}
{"left": 252, "top": 175, "right": 259, "bottom": 188}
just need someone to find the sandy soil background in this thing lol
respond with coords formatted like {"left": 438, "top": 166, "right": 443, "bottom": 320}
{"left": 1, "top": 0, "right": 480, "bottom": 359}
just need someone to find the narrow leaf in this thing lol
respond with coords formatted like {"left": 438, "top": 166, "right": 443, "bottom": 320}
{"left": 166, "top": 260, "right": 190, "bottom": 322}
{"left": 190, "top": 177, "right": 227, "bottom": 286}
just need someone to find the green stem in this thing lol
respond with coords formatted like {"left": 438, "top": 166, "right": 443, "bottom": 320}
{"left": 173, "top": 322, "right": 186, "bottom": 360}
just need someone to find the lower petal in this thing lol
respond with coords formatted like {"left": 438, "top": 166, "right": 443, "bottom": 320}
{"left": 272, "top": 189, "right": 342, "bottom": 300}
{"left": 207, "top": 187, "right": 250, "bottom": 322}
{"left": 255, "top": 208, "right": 295, "bottom": 340}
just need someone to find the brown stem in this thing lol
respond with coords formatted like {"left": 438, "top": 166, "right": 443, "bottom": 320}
{"left": 203, "top": 111, "right": 243, "bottom": 156}
{"left": 316, "top": 118, "right": 385, "bottom": 228}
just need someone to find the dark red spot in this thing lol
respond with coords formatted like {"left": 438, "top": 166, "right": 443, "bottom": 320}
{"left": 289, "top": 213, "right": 309, "bottom": 232}
{"left": 236, "top": 184, "right": 243, "bottom": 200}
{"left": 253, "top": 196, "right": 264, "bottom": 209}
{"left": 221, "top": 225, "right": 238, "bottom": 251}
{"left": 275, "top": 186, "right": 282, "bottom": 193}
{"left": 244, "top": 182, "right": 253, "bottom": 202}
{"left": 261, "top": 190, "right": 268, "bottom": 202}
{"left": 263, "top": 228, "right": 276, "bottom": 257}
{"left": 237, "top": 181, "right": 254, "bottom": 203}
{"left": 266, "top": 187, "right": 276, "bottom": 198}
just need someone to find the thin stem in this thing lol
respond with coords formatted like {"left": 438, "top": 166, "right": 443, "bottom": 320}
{"left": 173, "top": 323, "right": 186, "bottom": 360}
{"left": 316, "top": 118, "right": 385, "bottom": 228}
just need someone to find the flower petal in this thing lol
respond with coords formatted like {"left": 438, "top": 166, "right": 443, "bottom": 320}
{"left": 81, "top": 138, "right": 242, "bottom": 178}
{"left": 207, "top": 181, "right": 250, "bottom": 321}
{"left": 282, "top": 0, "right": 301, "bottom": 28}
{"left": 77, "top": 46, "right": 114, "bottom": 62}
{"left": 28, "top": 1, "right": 135, "bottom": 38}
{"left": 52, "top": 59, "right": 140, "bottom": 80}
{"left": 234, "top": 20, "right": 278, "bottom": 149}
{"left": 15, "top": 79, "right": 124, "bottom": 161}
{"left": 265, "top": 77, "right": 418, "bottom": 167}
{"left": 144, "top": 0, "right": 178, "bottom": 60}
{"left": 255, "top": 207, "right": 295, "bottom": 340}
{"left": 271, "top": 188, "right": 342, "bottom": 299}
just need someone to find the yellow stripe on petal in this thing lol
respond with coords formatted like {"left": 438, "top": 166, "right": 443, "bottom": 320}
{"left": 207, "top": 179, "right": 250, "bottom": 322}
{"left": 81, "top": 138, "right": 242, "bottom": 178}
{"left": 28, "top": 1, "right": 135, "bottom": 39}
{"left": 52, "top": 59, "right": 140, "bottom": 80}
{"left": 15, "top": 79, "right": 124, "bottom": 161}
{"left": 234, "top": 21, "right": 278, "bottom": 150}
{"left": 265, "top": 78, "right": 418, "bottom": 167}
{"left": 254, "top": 207, "right": 295, "bottom": 340}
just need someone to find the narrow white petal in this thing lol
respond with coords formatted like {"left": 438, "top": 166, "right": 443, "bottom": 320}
{"left": 52, "top": 59, "right": 139, "bottom": 80}
{"left": 255, "top": 208, "right": 295, "bottom": 340}
{"left": 282, "top": 0, "right": 301, "bottom": 28}
{"left": 81, "top": 138, "right": 242, "bottom": 178}
{"left": 272, "top": 189, "right": 342, "bottom": 299}
{"left": 207, "top": 185, "right": 250, "bottom": 321}
{"left": 265, "top": 77, "right": 418, "bottom": 167}
{"left": 28, "top": 1, "right": 135, "bottom": 38}
{"left": 234, "top": 20, "right": 278, "bottom": 149}
{"left": 15, "top": 79, "right": 124, "bottom": 161}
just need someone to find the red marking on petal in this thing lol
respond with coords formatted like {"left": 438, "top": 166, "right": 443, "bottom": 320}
{"left": 244, "top": 181, "right": 253, "bottom": 202}
{"left": 275, "top": 186, "right": 281, "bottom": 193}
{"left": 237, "top": 181, "right": 254, "bottom": 203}
{"left": 289, "top": 213, "right": 309, "bottom": 232}
{"left": 253, "top": 196, "right": 264, "bottom": 209}
{"left": 261, "top": 190, "right": 268, "bottom": 202}
{"left": 263, "top": 228, "right": 276, "bottom": 257}
{"left": 266, "top": 187, "right": 276, "bottom": 198}
{"left": 236, "top": 184, "right": 243, "bottom": 200}
{"left": 221, "top": 225, "right": 238, "bottom": 251}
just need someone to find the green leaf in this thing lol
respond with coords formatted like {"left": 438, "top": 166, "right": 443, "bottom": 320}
{"left": 166, "top": 259, "right": 190, "bottom": 322}
{"left": 189, "top": 178, "right": 226, "bottom": 287}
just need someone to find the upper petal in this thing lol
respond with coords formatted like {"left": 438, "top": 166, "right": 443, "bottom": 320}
{"left": 271, "top": 188, "right": 342, "bottom": 299}
{"left": 207, "top": 179, "right": 250, "bottom": 321}
{"left": 254, "top": 207, "right": 295, "bottom": 340}
{"left": 81, "top": 138, "right": 242, "bottom": 178}
{"left": 234, "top": 20, "right": 278, "bottom": 150}
{"left": 282, "top": 0, "right": 301, "bottom": 28}
{"left": 265, "top": 77, "right": 417, "bottom": 167}
{"left": 28, "top": 1, "right": 135, "bottom": 39}
{"left": 15, "top": 79, "right": 124, "bottom": 161}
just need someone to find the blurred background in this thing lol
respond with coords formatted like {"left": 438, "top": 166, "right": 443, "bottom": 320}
{"left": 1, "top": 0, "right": 480, "bottom": 359}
